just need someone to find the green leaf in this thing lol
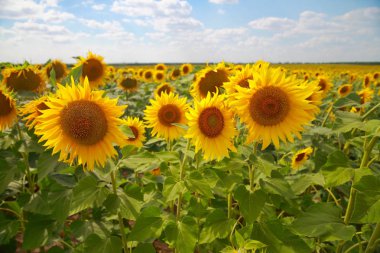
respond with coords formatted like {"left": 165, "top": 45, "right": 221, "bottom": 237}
{"left": 165, "top": 216, "right": 198, "bottom": 253}
{"left": 50, "top": 173, "right": 76, "bottom": 188}
{"left": 37, "top": 152, "right": 61, "bottom": 182}
{"left": 120, "top": 125, "right": 135, "bottom": 138}
{"left": 244, "top": 240, "right": 267, "bottom": 250}
{"left": 234, "top": 185, "right": 267, "bottom": 224}
{"left": 103, "top": 194, "right": 120, "bottom": 214}
{"left": 128, "top": 206, "right": 163, "bottom": 242}
{"left": 291, "top": 203, "right": 355, "bottom": 241}
{"left": 49, "top": 67, "right": 56, "bottom": 86}
{"left": 118, "top": 189, "right": 142, "bottom": 220}
{"left": 256, "top": 155, "right": 280, "bottom": 177}
{"left": 133, "top": 243, "right": 156, "bottom": 253}
{"left": 163, "top": 176, "right": 186, "bottom": 202}
{"left": 70, "top": 175, "right": 110, "bottom": 215}
{"left": 62, "top": 65, "right": 82, "bottom": 85}
{"left": 0, "top": 157, "right": 14, "bottom": 193}
{"left": 259, "top": 177, "right": 296, "bottom": 200}
{"left": 0, "top": 214, "right": 19, "bottom": 245}
{"left": 199, "top": 209, "right": 235, "bottom": 244}
{"left": 251, "top": 220, "right": 312, "bottom": 253}
{"left": 185, "top": 171, "right": 214, "bottom": 199}
{"left": 321, "top": 151, "right": 354, "bottom": 187}
{"left": 333, "top": 111, "right": 363, "bottom": 133}
{"left": 84, "top": 234, "right": 122, "bottom": 253}
{"left": 333, "top": 93, "right": 361, "bottom": 108}
{"left": 350, "top": 175, "right": 380, "bottom": 223}
{"left": 22, "top": 214, "right": 55, "bottom": 250}
{"left": 290, "top": 173, "right": 325, "bottom": 195}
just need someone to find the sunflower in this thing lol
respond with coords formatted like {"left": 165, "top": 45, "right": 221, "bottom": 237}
{"left": 180, "top": 63, "right": 193, "bottom": 76}
{"left": 20, "top": 95, "right": 50, "bottom": 130}
{"left": 75, "top": 51, "right": 107, "bottom": 88}
{"left": 154, "top": 83, "right": 175, "bottom": 97}
{"left": 122, "top": 117, "right": 146, "bottom": 147}
{"left": 144, "top": 69, "right": 154, "bottom": 82}
{"left": 185, "top": 93, "right": 236, "bottom": 161}
{"left": 155, "top": 63, "right": 167, "bottom": 72}
{"left": 363, "top": 74, "right": 371, "bottom": 88}
{"left": 291, "top": 147, "right": 313, "bottom": 170}
{"left": 34, "top": 78, "right": 127, "bottom": 171}
{"left": 170, "top": 68, "right": 181, "bottom": 81}
{"left": 144, "top": 92, "right": 188, "bottom": 141}
{"left": 231, "top": 64, "right": 317, "bottom": 150}
{"left": 300, "top": 80, "right": 322, "bottom": 117}
{"left": 118, "top": 76, "right": 139, "bottom": 92}
{"left": 44, "top": 59, "right": 67, "bottom": 82}
{"left": 2, "top": 66, "right": 45, "bottom": 93}
{"left": 357, "top": 88, "right": 374, "bottom": 104}
{"left": 0, "top": 86, "right": 17, "bottom": 131}
{"left": 190, "top": 62, "right": 230, "bottom": 100}
{"left": 154, "top": 70, "right": 166, "bottom": 83}
{"left": 224, "top": 64, "right": 254, "bottom": 97}
{"left": 338, "top": 84, "right": 352, "bottom": 97}
{"left": 316, "top": 76, "right": 332, "bottom": 97}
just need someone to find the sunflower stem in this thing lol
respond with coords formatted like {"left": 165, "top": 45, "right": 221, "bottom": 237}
{"left": 321, "top": 103, "right": 333, "bottom": 127}
{"left": 177, "top": 140, "right": 191, "bottom": 220}
{"left": 364, "top": 223, "right": 380, "bottom": 253}
{"left": 362, "top": 102, "right": 380, "bottom": 120}
{"left": 110, "top": 170, "right": 128, "bottom": 253}
{"left": 16, "top": 121, "right": 34, "bottom": 193}
{"left": 344, "top": 135, "right": 378, "bottom": 227}
{"left": 227, "top": 193, "right": 232, "bottom": 219}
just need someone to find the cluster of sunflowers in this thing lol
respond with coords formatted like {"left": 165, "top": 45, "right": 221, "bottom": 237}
{"left": 1, "top": 52, "right": 379, "bottom": 173}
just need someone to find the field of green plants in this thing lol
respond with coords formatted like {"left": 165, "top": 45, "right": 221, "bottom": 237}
{"left": 0, "top": 55, "right": 380, "bottom": 253}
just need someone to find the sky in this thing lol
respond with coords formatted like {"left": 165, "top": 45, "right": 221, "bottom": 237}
{"left": 0, "top": 0, "right": 379, "bottom": 64}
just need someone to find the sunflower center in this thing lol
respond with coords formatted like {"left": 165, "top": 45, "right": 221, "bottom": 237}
{"left": 156, "top": 73, "right": 164, "bottom": 80}
{"left": 121, "top": 78, "right": 137, "bottom": 89}
{"left": 0, "top": 93, "right": 13, "bottom": 116}
{"left": 183, "top": 66, "right": 189, "bottom": 74}
{"left": 340, "top": 86, "right": 348, "bottom": 94}
{"left": 36, "top": 102, "right": 49, "bottom": 116}
{"left": 145, "top": 71, "right": 152, "bottom": 79}
{"left": 198, "top": 107, "right": 224, "bottom": 138}
{"left": 60, "top": 100, "right": 107, "bottom": 145}
{"left": 82, "top": 59, "right": 104, "bottom": 81}
{"left": 128, "top": 126, "right": 139, "bottom": 141}
{"left": 158, "top": 104, "right": 181, "bottom": 126}
{"left": 198, "top": 69, "right": 229, "bottom": 98}
{"left": 249, "top": 86, "right": 290, "bottom": 126}
{"left": 318, "top": 79, "right": 327, "bottom": 91}
{"left": 172, "top": 69, "right": 181, "bottom": 77}
{"left": 157, "top": 85, "right": 171, "bottom": 95}
{"left": 238, "top": 77, "right": 251, "bottom": 88}
{"left": 52, "top": 62, "right": 65, "bottom": 79}
{"left": 7, "top": 70, "right": 42, "bottom": 92}
{"left": 295, "top": 153, "right": 306, "bottom": 162}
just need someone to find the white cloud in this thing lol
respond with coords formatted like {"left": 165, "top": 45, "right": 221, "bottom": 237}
{"left": 111, "top": 0, "right": 192, "bottom": 17}
{"left": 249, "top": 17, "right": 296, "bottom": 31}
{"left": 0, "top": 0, "right": 74, "bottom": 23}
{"left": 217, "top": 8, "right": 225, "bottom": 15}
{"left": 80, "top": 19, "right": 125, "bottom": 33}
{"left": 92, "top": 4, "right": 106, "bottom": 11}
{"left": 209, "top": 0, "right": 239, "bottom": 4}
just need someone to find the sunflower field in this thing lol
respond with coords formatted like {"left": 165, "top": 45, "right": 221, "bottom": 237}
{"left": 0, "top": 53, "right": 380, "bottom": 253}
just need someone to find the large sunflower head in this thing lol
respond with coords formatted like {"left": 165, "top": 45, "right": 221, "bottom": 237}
{"left": 180, "top": 63, "right": 193, "bottom": 76}
{"left": 316, "top": 76, "right": 332, "bottom": 97}
{"left": 144, "top": 92, "right": 188, "bottom": 141}
{"left": 155, "top": 63, "right": 167, "bottom": 72}
{"left": 154, "top": 83, "right": 175, "bottom": 97}
{"left": 0, "top": 86, "right": 17, "bottom": 131}
{"left": 185, "top": 92, "right": 236, "bottom": 161}
{"left": 170, "top": 68, "right": 181, "bottom": 81}
{"left": 2, "top": 65, "right": 45, "bottom": 93}
{"left": 20, "top": 95, "right": 51, "bottom": 130}
{"left": 224, "top": 63, "right": 255, "bottom": 97}
{"left": 34, "top": 77, "right": 127, "bottom": 171}
{"left": 291, "top": 147, "right": 313, "bottom": 170}
{"left": 230, "top": 65, "right": 317, "bottom": 150}
{"left": 190, "top": 62, "right": 230, "bottom": 100}
{"left": 154, "top": 70, "right": 166, "bottom": 83}
{"left": 44, "top": 59, "right": 67, "bottom": 82}
{"left": 363, "top": 74, "right": 372, "bottom": 88}
{"left": 143, "top": 69, "right": 154, "bottom": 82}
{"left": 122, "top": 117, "right": 146, "bottom": 147}
{"left": 117, "top": 76, "right": 139, "bottom": 93}
{"left": 357, "top": 88, "right": 374, "bottom": 104}
{"left": 338, "top": 84, "right": 353, "bottom": 97}
{"left": 75, "top": 51, "right": 107, "bottom": 89}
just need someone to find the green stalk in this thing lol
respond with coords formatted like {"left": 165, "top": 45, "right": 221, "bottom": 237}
{"left": 16, "top": 122, "right": 34, "bottom": 193}
{"left": 364, "top": 223, "right": 380, "bottom": 253}
{"left": 176, "top": 140, "right": 191, "bottom": 220}
{"left": 321, "top": 103, "right": 333, "bottom": 127}
{"left": 110, "top": 171, "right": 128, "bottom": 253}
{"left": 227, "top": 193, "right": 232, "bottom": 219}
{"left": 362, "top": 102, "right": 380, "bottom": 120}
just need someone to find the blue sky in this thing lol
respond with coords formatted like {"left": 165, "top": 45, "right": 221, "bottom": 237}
{"left": 0, "top": 0, "right": 379, "bottom": 63}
